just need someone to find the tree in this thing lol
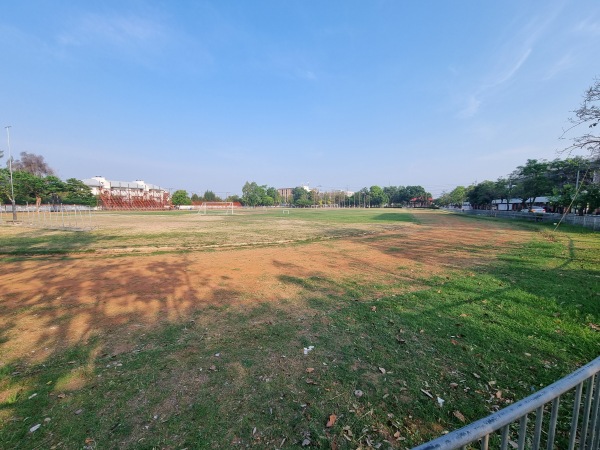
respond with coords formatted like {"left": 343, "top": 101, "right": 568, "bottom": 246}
{"left": 435, "top": 186, "right": 468, "bottom": 208}
{"left": 449, "top": 186, "right": 467, "bottom": 207}
{"left": 0, "top": 168, "right": 13, "bottom": 204}
{"left": 191, "top": 193, "right": 201, "bottom": 203}
{"left": 467, "top": 181, "right": 497, "bottom": 209}
{"left": 11, "top": 152, "right": 55, "bottom": 177}
{"left": 512, "top": 159, "right": 551, "bottom": 207}
{"left": 493, "top": 178, "right": 513, "bottom": 211}
{"left": 582, "top": 183, "right": 600, "bottom": 214}
{"left": 435, "top": 191, "right": 452, "bottom": 207}
{"left": 369, "top": 185, "right": 388, "bottom": 207}
{"left": 266, "top": 187, "right": 280, "bottom": 205}
{"left": 563, "top": 79, "right": 600, "bottom": 158}
{"left": 548, "top": 157, "right": 600, "bottom": 214}
{"left": 171, "top": 190, "right": 191, "bottom": 206}
{"left": 63, "top": 178, "right": 96, "bottom": 206}
{"left": 383, "top": 186, "right": 399, "bottom": 206}
{"left": 242, "top": 181, "right": 266, "bottom": 207}
{"left": 262, "top": 195, "right": 275, "bottom": 206}
{"left": 394, "top": 186, "right": 413, "bottom": 206}
{"left": 404, "top": 185, "right": 430, "bottom": 206}
{"left": 203, "top": 190, "right": 219, "bottom": 202}
{"left": 358, "top": 187, "right": 370, "bottom": 207}
{"left": 227, "top": 194, "right": 242, "bottom": 204}
{"left": 292, "top": 186, "right": 310, "bottom": 207}
{"left": 239, "top": 182, "right": 279, "bottom": 206}
{"left": 43, "top": 176, "right": 66, "bottom": 200}
{"left": 550, "top": 183, "right": 576, "bottom": 213}
{"left": 15, "top": 170, "right": 45, "bottom": 204}
{"left": 0, "top": 170, "right": 96, "bottom": 208}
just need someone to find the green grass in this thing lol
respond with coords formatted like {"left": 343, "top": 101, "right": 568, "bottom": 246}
{"left": 0, "top": 212, "right": 598, "bottom": 448}
{"left": 0, "top": 209, "right": 417, "bottom": 257}
{"left": 279, "top": 208, "right": 418, "bottom": 224}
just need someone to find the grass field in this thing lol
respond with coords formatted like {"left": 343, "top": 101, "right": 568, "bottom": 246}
{"left": 0, "top": 208, "right": 598, "bottom": 449}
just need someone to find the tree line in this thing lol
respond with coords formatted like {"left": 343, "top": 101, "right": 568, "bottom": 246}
{"left": 170, "top": 189, "right": 241, "bottom": 206}
{"left": 171, "top": 183, "right": 432, "bottom": 208}
{"left": 436, "top": 156, "right": 600, "bottom": 214}
{"left": 0, "top": 152, "right": 96, "bottom": 207}
{"left": 438, "top": 78, "right": 600, "bottom": 215}
{"left": 171, "top": 182, "right": 282, "bottom": 207}
{"left": 247, "top": 183, "right": 430, "bottom": 208}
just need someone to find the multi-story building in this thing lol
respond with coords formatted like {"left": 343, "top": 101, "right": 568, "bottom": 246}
{"left": 277, "top": 187, "right": 295, "bottom": 204}
{"left": 82, "top": 176, "right": 170, "bottom": 210}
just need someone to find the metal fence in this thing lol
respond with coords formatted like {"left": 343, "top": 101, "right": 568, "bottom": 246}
{"left": 0, "top": 204, "right": 95, "bottom": 231}
{"left": 456, "top": 210, "right": 600, "bottom": 231}
{"left": 413, "top": 356, "right": 600, "bottom": 450}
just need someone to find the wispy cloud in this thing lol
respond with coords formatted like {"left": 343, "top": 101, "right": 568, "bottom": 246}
{"left": 458, "top": 95, "right": 482, "bottom": 119}
{"left": 296, "top": 70, "right": 317, "bottom": 81}
{"left": 458, "top": 48, "right": 533, "bottom": 118}
{"left": 57, "top": 13, "right": 167, "bottom": 53}
{"left": 457, "top": 48, "right": 533, "bottom": 119}
{"left": 543, "top": 53, "right": 574, "bottom": 80}
{"left": 259, "top": 47, "right": 320, "bottom": 82}
{"left": 457, "top": 3, "right": 564, "bottom": 119}
{"left": 490, "top": 48, "right": 532, "bottom": 88}
{"left": 53, "top": 11, "right": 215, "bottom": 72}
{"left": 574, "top": 18, "right": 600, "bottom": 36}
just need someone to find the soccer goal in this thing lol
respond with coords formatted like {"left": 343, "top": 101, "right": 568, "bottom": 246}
{"left": 199, "top": 202, "right": 235, "bottom": 215}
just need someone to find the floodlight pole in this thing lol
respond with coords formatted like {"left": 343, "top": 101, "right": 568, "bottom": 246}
{"left": 5, "top": 126, "right": 16, "bottom": 221}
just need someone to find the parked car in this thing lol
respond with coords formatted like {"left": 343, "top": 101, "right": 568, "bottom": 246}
{"left": 522, "top": 206, "right": 545, "bottom": 213}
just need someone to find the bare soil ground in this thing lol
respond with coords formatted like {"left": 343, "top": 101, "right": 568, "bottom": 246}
{"left": 0, "top": 211, "right": 529, "bottom": 365}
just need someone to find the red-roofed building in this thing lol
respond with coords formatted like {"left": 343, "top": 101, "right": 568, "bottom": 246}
{"left": 409, "top": 196, "right": 433, "bottom": 207}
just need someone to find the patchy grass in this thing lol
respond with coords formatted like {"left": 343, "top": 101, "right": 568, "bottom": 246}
{"left": 0, "top": 212, "right": 598, "bottom": 448}
{"left": 0, "top": 209, "right": 417, "bottom": 257}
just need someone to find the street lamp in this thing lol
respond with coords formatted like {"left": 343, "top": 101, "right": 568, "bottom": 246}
{"left": 5, "top": 126, "right": 16, "bottom": 221}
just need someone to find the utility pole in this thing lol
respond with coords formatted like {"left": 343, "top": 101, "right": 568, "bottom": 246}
{"left": 5, "top": 126, "right": 16, "bottom": 221}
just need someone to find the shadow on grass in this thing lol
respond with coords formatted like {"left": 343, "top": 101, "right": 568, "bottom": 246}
{"left": 371, "top": 213, "right": 416, "bottom": 222}
{"left": 0, "top": 229, "right": 120, "bottom": 256}
{"left": 0, "top": 252, "right": 253, "bottom": 447}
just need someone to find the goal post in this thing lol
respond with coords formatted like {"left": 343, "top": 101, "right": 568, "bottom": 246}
{"left": 199, "top": 202, "right": 235, "bottom": 215}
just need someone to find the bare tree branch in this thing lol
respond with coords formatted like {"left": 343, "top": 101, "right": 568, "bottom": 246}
{"left": 561, "top": 78, "right": 600, "bottom": 157}
{"left": 10, "top": 152, "right": 55, "bottom": 177}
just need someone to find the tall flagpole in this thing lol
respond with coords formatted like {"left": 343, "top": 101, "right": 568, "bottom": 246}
{"left": 5, "top": 126, "right": 16, "bottom": 221}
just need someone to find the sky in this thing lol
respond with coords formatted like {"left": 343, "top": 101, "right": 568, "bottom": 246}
{"left": 1, "top": 0, "right": 600, "bottom": 198}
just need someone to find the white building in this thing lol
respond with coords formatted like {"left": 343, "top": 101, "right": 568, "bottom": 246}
{"left": 83, "top": 176, "right": 167, "bottom": 200}
{"left": 82, "top": 176, "right": 169, "bottom": 209}
{"left": 492, "top": 197, "right": 551, "bottom": 211}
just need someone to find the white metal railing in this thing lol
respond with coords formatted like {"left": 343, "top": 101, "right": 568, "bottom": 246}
{"left": 0, "top": 203, "right": 95, "bottom": 231}
{"left": 413, "top": 356, "right": 600, "bottom": 450}
{"left": 454, "top": 209, "right": 600, "bottom": 231}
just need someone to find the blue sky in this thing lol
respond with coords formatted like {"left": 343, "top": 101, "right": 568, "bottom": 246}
{"left": 1, "top": 1, "right": 599, "bottom": 197}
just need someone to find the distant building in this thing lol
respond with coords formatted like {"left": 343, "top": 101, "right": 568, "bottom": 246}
{"left": 82, "top": 176, "right": 170, "bottom": 210}
{"left": 409, "top": 196, "right": 433, "bottom": 207}
{"left": 277, "top": 187, "right": 295, "bottom": 204}
{"left": 492, "top": 197, "right": 551, "bottom": 211}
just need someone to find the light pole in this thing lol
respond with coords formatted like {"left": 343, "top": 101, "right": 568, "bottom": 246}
{"left": 5, "top": 126, "right": 16, "bottom": 221}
